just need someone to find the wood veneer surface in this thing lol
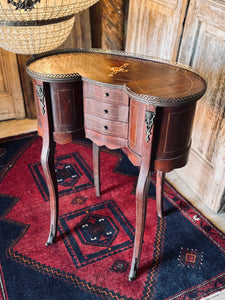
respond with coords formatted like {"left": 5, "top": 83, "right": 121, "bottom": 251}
{"left": 26, "top": 50, "right": 206, "bottom": 107}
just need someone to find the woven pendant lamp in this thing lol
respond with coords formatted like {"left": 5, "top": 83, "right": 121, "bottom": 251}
{"left": 0, "top": 0, "right": 99, "bottom": 55}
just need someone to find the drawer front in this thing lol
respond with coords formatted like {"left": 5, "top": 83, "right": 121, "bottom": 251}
{"left": 83, "top": 81, "right": 129, "bottom": 105}
{"left": 83, "top": 98, "right": 128, "bottom": 122}
{"left": 85, "top": 115, "right": 128, "bottom": 139}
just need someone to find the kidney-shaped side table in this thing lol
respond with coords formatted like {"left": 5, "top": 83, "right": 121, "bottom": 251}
{"left": 26, "top": 49, "right": 206, "bottom": 281}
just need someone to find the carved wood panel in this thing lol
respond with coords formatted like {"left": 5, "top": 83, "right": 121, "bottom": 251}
{"left": 177, "top": 0, "right": 225, "bottom": 212}
{"left": 0, "top": 48, "right": 25, "bottom": 121}
{"left": 125, "top": 0, "right": 189, "bottom": 60}
{"left": 90, "top": 0, "right": 128, "bottom": 50}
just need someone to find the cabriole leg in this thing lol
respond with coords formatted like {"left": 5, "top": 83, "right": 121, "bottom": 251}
{"left": 36, "top": 83, "right": 58, "bottom": 246}
{"left": 41, "top": 137, "right": 58, "bottom": 246}
{"left": 129, "top": 169, "right": 151, "bottom": 281}
{"left": 129, "top": 106, "right": 156, "bottom": 281}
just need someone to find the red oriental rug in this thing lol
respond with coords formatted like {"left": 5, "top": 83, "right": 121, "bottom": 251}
{"left": 0, "top": 133, "right": 225, "bottom": 300}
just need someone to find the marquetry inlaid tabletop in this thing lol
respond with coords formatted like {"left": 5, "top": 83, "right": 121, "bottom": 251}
{"left": 26, "top": 49, "right": 206, "bottom": 106}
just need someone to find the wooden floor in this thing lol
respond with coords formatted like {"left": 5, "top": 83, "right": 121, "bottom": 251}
{"left": 0, "top": 118, "right": 37, "bottom": 139}
{"left": 0, "top": 118, "right": 224, "bottom": 300}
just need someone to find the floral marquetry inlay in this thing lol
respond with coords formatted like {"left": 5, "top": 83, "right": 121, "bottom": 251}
{"left": 108, "top": 63, "right": 129, "bottom": 77}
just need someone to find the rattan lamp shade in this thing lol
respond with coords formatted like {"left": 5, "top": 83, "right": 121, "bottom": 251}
{"left": 0, "top": 0, "right": 99, "bottom": 55}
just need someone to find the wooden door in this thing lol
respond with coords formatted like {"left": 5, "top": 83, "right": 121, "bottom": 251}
{"left": 125, "top": 0, "right": 189, "bottom": 61}
{"left": 0, "top": 48, "right": 25, "bottom": 121}
{"left": 177, "top": 0, "right": 225, "bottom": 212}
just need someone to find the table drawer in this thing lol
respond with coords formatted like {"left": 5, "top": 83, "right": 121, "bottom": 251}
{"left": 83, "top": 81, "right": 129, "bottom": 105}
{"left": 85, "top": 115, "right": 128, "bottom": 139}
{"left": 83, "top": 98, "right": 128, "bottom": 122}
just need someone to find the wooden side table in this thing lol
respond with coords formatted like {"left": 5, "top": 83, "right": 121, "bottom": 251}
{"left": 26, "top": 49, "right": 206, "bottom": 280}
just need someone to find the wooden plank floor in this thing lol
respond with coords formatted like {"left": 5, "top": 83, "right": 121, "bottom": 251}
{"left": 0, "top": 118, "right": 37, "bottom": 139}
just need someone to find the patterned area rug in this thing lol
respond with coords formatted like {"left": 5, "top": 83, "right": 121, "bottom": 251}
{"left": 0, "top": 133, "right": 225, "bottom": 300}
